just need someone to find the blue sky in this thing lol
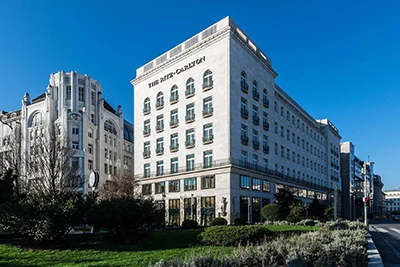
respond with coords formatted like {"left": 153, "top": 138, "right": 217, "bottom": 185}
{"left": 0, "top": 0, "right": 399, "bottom": 190}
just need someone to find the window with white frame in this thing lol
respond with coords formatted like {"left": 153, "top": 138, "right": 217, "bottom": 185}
{"left": 156, "top": 160, "right": 164, "bottom": 176}
{"left": 156, "top": 137, "right": 164, "bottom": 154}
{"left": 156, "top": 115, "right": 164, "bottom": 131}
{"left": 203, "top": 97, "right": 213, "bottom": 116}
{"left": 170, "top": 85, "right": 179, "bottom": 102}
{"left": 171, "top": 133, "right": 178, "bottom": 150}
{"left": 78, "top": 87, "right": 84, "bottom": 102}
{"left": 186, "top": 128, "right": 195, "bottom": 146}
{"left": 203, "top": 123, "right": 213, "bottom": 142}
{"left": 203, "top": 69, "right": 213, "bottom": 89}
{"left": 66, "top": 85, "right": 72, "bottom": 100}
{"left": 144, "top": 98, "right": 151, "bottom": 113}
{"left": 171, "top": 157, "right": 178, "bottom": 173}
{"left": 203, "top": 150, "right": 213, "bottom": 168}
{"left": 144, "top": 163, "right": 150, "bottom": 178}
{"left": 170, "top": 109, "right": 178, "bottom": 126}
{"left": 186, "top": 154, "right": 195, "bottom": 171}
{"left": 186, "top": 78, "right": 195, "bottom": 96}
{"left": 186, "top": 103, "right": 195, "bottom": 121}
{"left": 156, "top": 92, "right": 164, "bottom": 108}
{"left": 144, "top": 119, "right": 150, "bottom": 135}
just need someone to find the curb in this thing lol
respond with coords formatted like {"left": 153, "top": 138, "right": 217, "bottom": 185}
{"left": 368, "top": 226, "right": 384, "bottom": 267}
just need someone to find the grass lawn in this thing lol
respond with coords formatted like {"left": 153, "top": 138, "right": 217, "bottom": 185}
{"left": 0, "top": 225, "right": 317, "bottom": 267}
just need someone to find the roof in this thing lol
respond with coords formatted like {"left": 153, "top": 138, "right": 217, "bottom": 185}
{"left": 31, "top": 92, "right": 46, "bottom": 104}
{"left": 103, "top": 100, "right": 116, "bottom": 114}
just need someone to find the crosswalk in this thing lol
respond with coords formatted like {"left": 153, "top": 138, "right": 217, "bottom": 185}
{"left": 374, "top": 226, "right": 400, "bottom": 235}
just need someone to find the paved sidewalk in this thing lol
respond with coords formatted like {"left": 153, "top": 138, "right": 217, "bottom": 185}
{"left": 368, "top": 231, "right": 384, "bottom": 267}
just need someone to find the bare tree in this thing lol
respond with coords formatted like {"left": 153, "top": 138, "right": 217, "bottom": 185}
{"left": 98, "top": 173, "right": 138, "bottom": 199}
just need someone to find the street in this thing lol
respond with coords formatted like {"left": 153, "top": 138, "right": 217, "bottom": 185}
{"left": 370, "top": 219, "right": 400, "bottom": 267}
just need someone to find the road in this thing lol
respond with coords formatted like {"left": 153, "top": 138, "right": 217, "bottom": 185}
{"left": 370, "top": 219, "right": 400, "bottom": 267}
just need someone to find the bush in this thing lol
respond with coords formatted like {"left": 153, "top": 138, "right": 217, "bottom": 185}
{"left": 296, "top": 219, "right": 316, "bottom": 226}
{"left": 233, "top": 218, "right": 247, "bottom": 226}
{"left": 181, "top": 220, "right": 198, "bottom": 229}
{"left": 287, "top": 204, "right": 303, "bottom": 223}
{"left": 261, "top": 204, "right": 280, "bottom": 222}
{"left": 198, "top": 225, "right": 271, "bottom": 246}
{"left": 211, "top": 217, "right": 228, "bottom": 226}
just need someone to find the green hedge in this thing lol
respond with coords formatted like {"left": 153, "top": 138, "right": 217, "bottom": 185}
{"left": 198, "top": 225, "right": 271, "bottom": 246}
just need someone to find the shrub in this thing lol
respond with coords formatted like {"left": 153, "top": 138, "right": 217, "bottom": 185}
{"left": 233, "top": 218, "right": 247, "bottom": 226}
{"left": 287, "top": 204, "right": 303, "bottom": 223}
{"left": 296, "top": 219, "right": 316, "bottom": 226}
{"left": 198, "top": 225, "right": 271, "bottom": 246}
{"left": 261, "top": 204, "right": 280, "bottom": 222}
{"left": 181, "top": 220, "right": 198, "bottom": 229}
{"left": 211, "top": 217, "right": 228, "bottom": 226}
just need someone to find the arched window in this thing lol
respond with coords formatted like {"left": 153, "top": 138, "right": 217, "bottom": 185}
{"left": 186, "top": 78, "right": 195, "bottom": 97}
{"left": 203, "top": 69, "right": 213, "bottom": 89}
{"left": 240, "top": 71, "right": 248, "bottom": 92}
{"left": 143, "top": 97, "right": 150, "bottom": 114}
{"left": 29, "top": 112, "right": 43, "bottom": 127}
{"left": 170, "top": 85, "right": 179, "bottom": 103}
{"left": 104, "top": 120, "right": 117, "bottom": 135}
{"left": 156, "top": 92, "right": 164, "bottom": 109}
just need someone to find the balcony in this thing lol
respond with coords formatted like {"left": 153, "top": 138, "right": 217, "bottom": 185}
{"left": 241, "top": 135, "right": 249, "bottom": 145}
{"left": 203, "top": 135, "right": 214, "bottom": 144}
{"left": 253, "top": 115, "right": 260, "bottom": 125}
{"left": 185, "top": 114, "right": 195, "bottom": 123}
{"left": 143, "top": 150, "right": 151, "bottom": 158}
{"left": 170, "top": 144, "right": 179, "bottom": 152}
{"left": 241, "top": 108, "right": 249, "bottom": 119}
{"left": 156, "top": 100, "right": 164, "bottom": 110}
{"left": 143, "top": 128, "right": 151, "bottom": 137}
{"left": 185, "top": 139, "right": 195, "bottom": 148}
{"left": 156, "top": 124, "right": 164, "bottom": 133}
{"left": 253, "top": 140, "right": 260, "bottom": 150}
{"left": 253, "top": 90, "right": 260, "bottom": 101}
{"left": 263, "top": 145, "right": 270, "bottom": 154}
{"left": 143, "top": 107, "right": 151, "bottom": 115}
{"left": 156, "top": 147, "right": 164, "bottom": 156}
{"left": 263, "top": 98, "right": 269, "bottom": 108}
{"left": 263, "top": 121, "right": 270, "bottom": 131}
{"left": 203, "top": 107, "right": 213, "bottom": 117}
{"left": 202, "top": 80, "right": 213, "bottom": 91}
{"left": 185, "top": 88, "right": 195, "bottom": 98}
{"left": 170, "top": 95, "right": 179, "bottom": 104}
{"left": 170, "top": 119, "right": 179, "bottom": 128}
{"left": 241, "top": 82, "right": 249, "bottom": 93}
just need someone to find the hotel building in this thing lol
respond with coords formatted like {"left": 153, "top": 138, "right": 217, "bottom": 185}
{"left": 131, "top": 17, "right": 341, "bottom": 225}
{"left": 0, "top": 71, "right": 134, "bottom": 191}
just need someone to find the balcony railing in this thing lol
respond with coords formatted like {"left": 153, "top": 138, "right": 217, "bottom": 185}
{"left": 253, "top": 140, "right": 260, "bottom": 150}
{"left": 156, "top": 147, "right": 164, "bottom": 155}
{"left": 170, "top": 95, "right": 179, "bottom": 104}
{"left": 203, "top": 135, "right": 214, "bottom": 144}
{"left": 143, "top": 128, "right": 151, "bottom": 136}
{"left": 241, "top": 82, "right": 249, "bottom": 93}
{"left": 185, "top": 114, "right": 195, "bottom": 123}
{"left": 263, "top": 98, "right": 269, "bottom": 108}
{"left": 143, "top": 107, "right": 151, "bottom": 115}
{"left": 203, "top": 107, "right": 213, "bottom": 117}
{"left": 143, "top": 150, "right": 151, "bottom": 158}
{"left": 253, "top": 115, "right": 260, "bottom": 125}
{"left": 185, "top": 88, "right": 195, "bottom": 97}
{"left": 263, "top": 145, "right": 270, "bottom": 154}
{"left": 156, "top": 124, "right": 164, "bottom": 133}
{"left": 253, "top": 90, "right": 260, "bottom": 101}
{"left": 185, "top": 139, "right": 195, "bottom": 148}
{"left": 156, "top": 100, "right": 164, "bottom": 109}
{"left": 170, "top": 119, "right": 179, "bottom": 128}
{"left": 241, "top": 135, "right": 249, "bottom": 145}
{"left": 202, "top": 80, "right": 213, "bottom": 91}
{"left": 170, "top": 144, "right": 179, "bottom": 152}
{"left": 263, "top": 121, "right": 270, "bottom": 131}
{"left": 241, "top": 108, "right": 249, "bottom": 119}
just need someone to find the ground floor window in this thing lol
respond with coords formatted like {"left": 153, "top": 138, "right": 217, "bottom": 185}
{"left": 201, "top": 196, "right": 215, "bottom": 226}
{"left": 252, "top": 197, "right": 261, "bottom": 223}
{"left": 240, "top": 196, "right": 249, "bottom": 223}
{"left": 184, "top": 197, "right": 197, "bottom": 221}
{"left": 169, "top": 199, "right": 180, "bottom": 226}
{"left": 155, "top": 200, "right": 165, "bottom": 226}
{"left": 262, "top": 198, "right": 270, "bottom": 209}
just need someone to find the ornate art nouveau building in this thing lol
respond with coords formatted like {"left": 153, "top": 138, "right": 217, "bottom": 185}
{"left": 0, "top": 71, "right": 134, "bottom": 192}
{"left": 131, "top": 17, "right": 341, "bottom": 225}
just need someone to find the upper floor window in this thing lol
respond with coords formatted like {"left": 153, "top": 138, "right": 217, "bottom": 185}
{"left": 203, "top": 69, "right": 213, "bottom": 89}
{"left": 262, "top": 89, "right": 269, "bottom": 107}
{"left": 104, "top": 120, "right": 117, "bottom": 135}
{"left": 78, "top": 87, "right": 84, "bottom": 102}
{"left": 170, "top": 85, "right": 179, "bottom": 103}
{"left": 91, "top": 91, "right": 96, "bottom": 106}
{"left": 66, "top": 85, "right": 71, "bottom": 100}
{"left": 240, "top": 71, "right": 248, "bottom": 92}
{"left": 186, "top": 78, "right": 195, "bottom": 97}
{"left": 143, "top": 98, "right": 151, "bottom": 114}
{"left": 29, "top": 112, "right": 44, "bottom": 127}
{"left": 156, "top": 92, "right": 164, "bottom": 109}
{"left": 252, "top": 81, "right": 259, "bottom": 100}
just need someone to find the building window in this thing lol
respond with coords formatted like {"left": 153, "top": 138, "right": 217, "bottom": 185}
{"left": 186, "top": 78, "right": 195, "bottom": 97}
{"left": 263, "top": 112, "right": 269, "bottom": 130}
{"left": 240, "top": 124, "right": 248, "bottom": 144}
{"left": 240, "top": 98, "right": 248, "bottom": 118}
{"left": 252, "top": 105, "right": 259, "bottom": 125}
{"left": 104, "top": 163, "right": 108, "bottom": 174}
{"left": 143, "top": 97, "right": 151, "bottom": 114}
{"left": 88, "top": 129, "right": 93, "bottom": 138}
{"left": 280, "top": 106, "right": 284, "bottom": 116}
{"left": 143, "top": 141, "right": 150, "bottom": 158}
{"left": 156, "top": 160, "right": 164, "bottom": 176}
{"left": 91, "top": 90, "right": 95, "bottom": 106}
{"left": 240, "top": 175, "right": 250, "bottom": 189}
{"left": 144, "top": 163, "right": 150, "bottom": 178}
{"left": 186, "top": 128, "right": 195, "bottom": 147}
{"left": 252, "top": 178, "right": 261, "bottom": 191}
{"left": 155, "top": 182, "right": 165, "bottom": 194}
{"left": 184, "top": 177, "right": 197, "bottom": 191}
{"left": 142, "top": 184, "right": 152, "bottom": 195}
{"left": 184, "top": 198, "right": 197, "bottom": 221}
{"left": 170, "top": 133, "right": 179, "bottom": 151}
{"left": 274, "top": 143, "right": 278, "bottom": 155}
{"left": 72, "top": 127, "right": 79, "bottom": 135}
{"left": 203, "top": 123, "right": 213, "bottom": 143}
{"left": 240, "top": 71, "right": 248, "bottom": 92}
{"left": 88, "top": 160, "right": 92, "bottom": 170}
{"left": 78, "top": 87, "right": 84, "bottom": 102}
{"left": 144, "top": 119, "right": 150, "bottom": 136}
{"left": 274, "top": 122, "right": 278, "bottom": 134}
{"left": 252, "top": 81, "right": 259, "bottom": 100}
{"left": 186, "top": 154, "right": 195, "bottom": 171}
{"left": 170, "top": 85, "right": 179, "bottom": 103}
{"left": 252, "top": 154, "right": 258, "bottom": 168}
{"left": 240, "top": 196, "right": 249, "bottom": 223}
{"left": 170, "top": 109, "right": 179, "bottom": 127}
{"left": 72, "top": 141, "right": 79, "bottom": 150}
{"left": 203, "top": 150, "right": 213, "bottom": 168}
{"left": 156, "top": 137, "right": 164, "bottom": 155}
{"left": 104, "top": 120, "right": 117, "bottom": 135}
{"left": 186, "top": 103, "right": 195, "bottom": 122}
{"left": 169, "top": 180, "right": 180, "bottom": 192}
{"left": 252, "top": 197, "right": 261, "bottom": 223}
{"left": 171, "top": 157, "right": 178, "bottom": 174}
{"left": 203, "top": 97, "right": 213, "bottom": 117}
{"left": 201, "top": 175, "right": 215, "bottom": 189}
{"left": 66, "top": 85, "right": 72, "bottom": 100}
{"left": 88, "top": 143, "right": 93, "bottom": 154}
{"left": 203, "top": 69, "right": 213, "bottom": 89}
{"left": 262, "top": 180, "right": 270, "bottom": 192}
{"left": 263, "top": 158, "right": 268, "bottom": 172}
{"left": 156, "top": 115, "right": 164, "bottom": 132}
{"left": 262, "top": 89, "right": 269, "bottom": 107}
{"left": 169, "top": 199, "right": 180, "bottom": 226}
{"left": 240, "top": 150, "right": 248, "bottom": 167}
{"left": 156, "top": 91, "right": 164, "bottom": 109}
{"left": 201, "top": 196, "right": 215, "bottom": 226}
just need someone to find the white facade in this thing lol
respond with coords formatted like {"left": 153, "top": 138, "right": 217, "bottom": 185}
{"left": 384, "top": 190, "right": 400, "bottom": 214}
{"left": 131, "top": 16, "right": 341, "bottom": 225}
{"left": 0, "top": 71, "right": 134, "bottom": 191}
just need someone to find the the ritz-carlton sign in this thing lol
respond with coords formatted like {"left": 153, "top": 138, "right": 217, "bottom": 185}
{"left": 148, "top": 56, "right": 206, "bottom": 88}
